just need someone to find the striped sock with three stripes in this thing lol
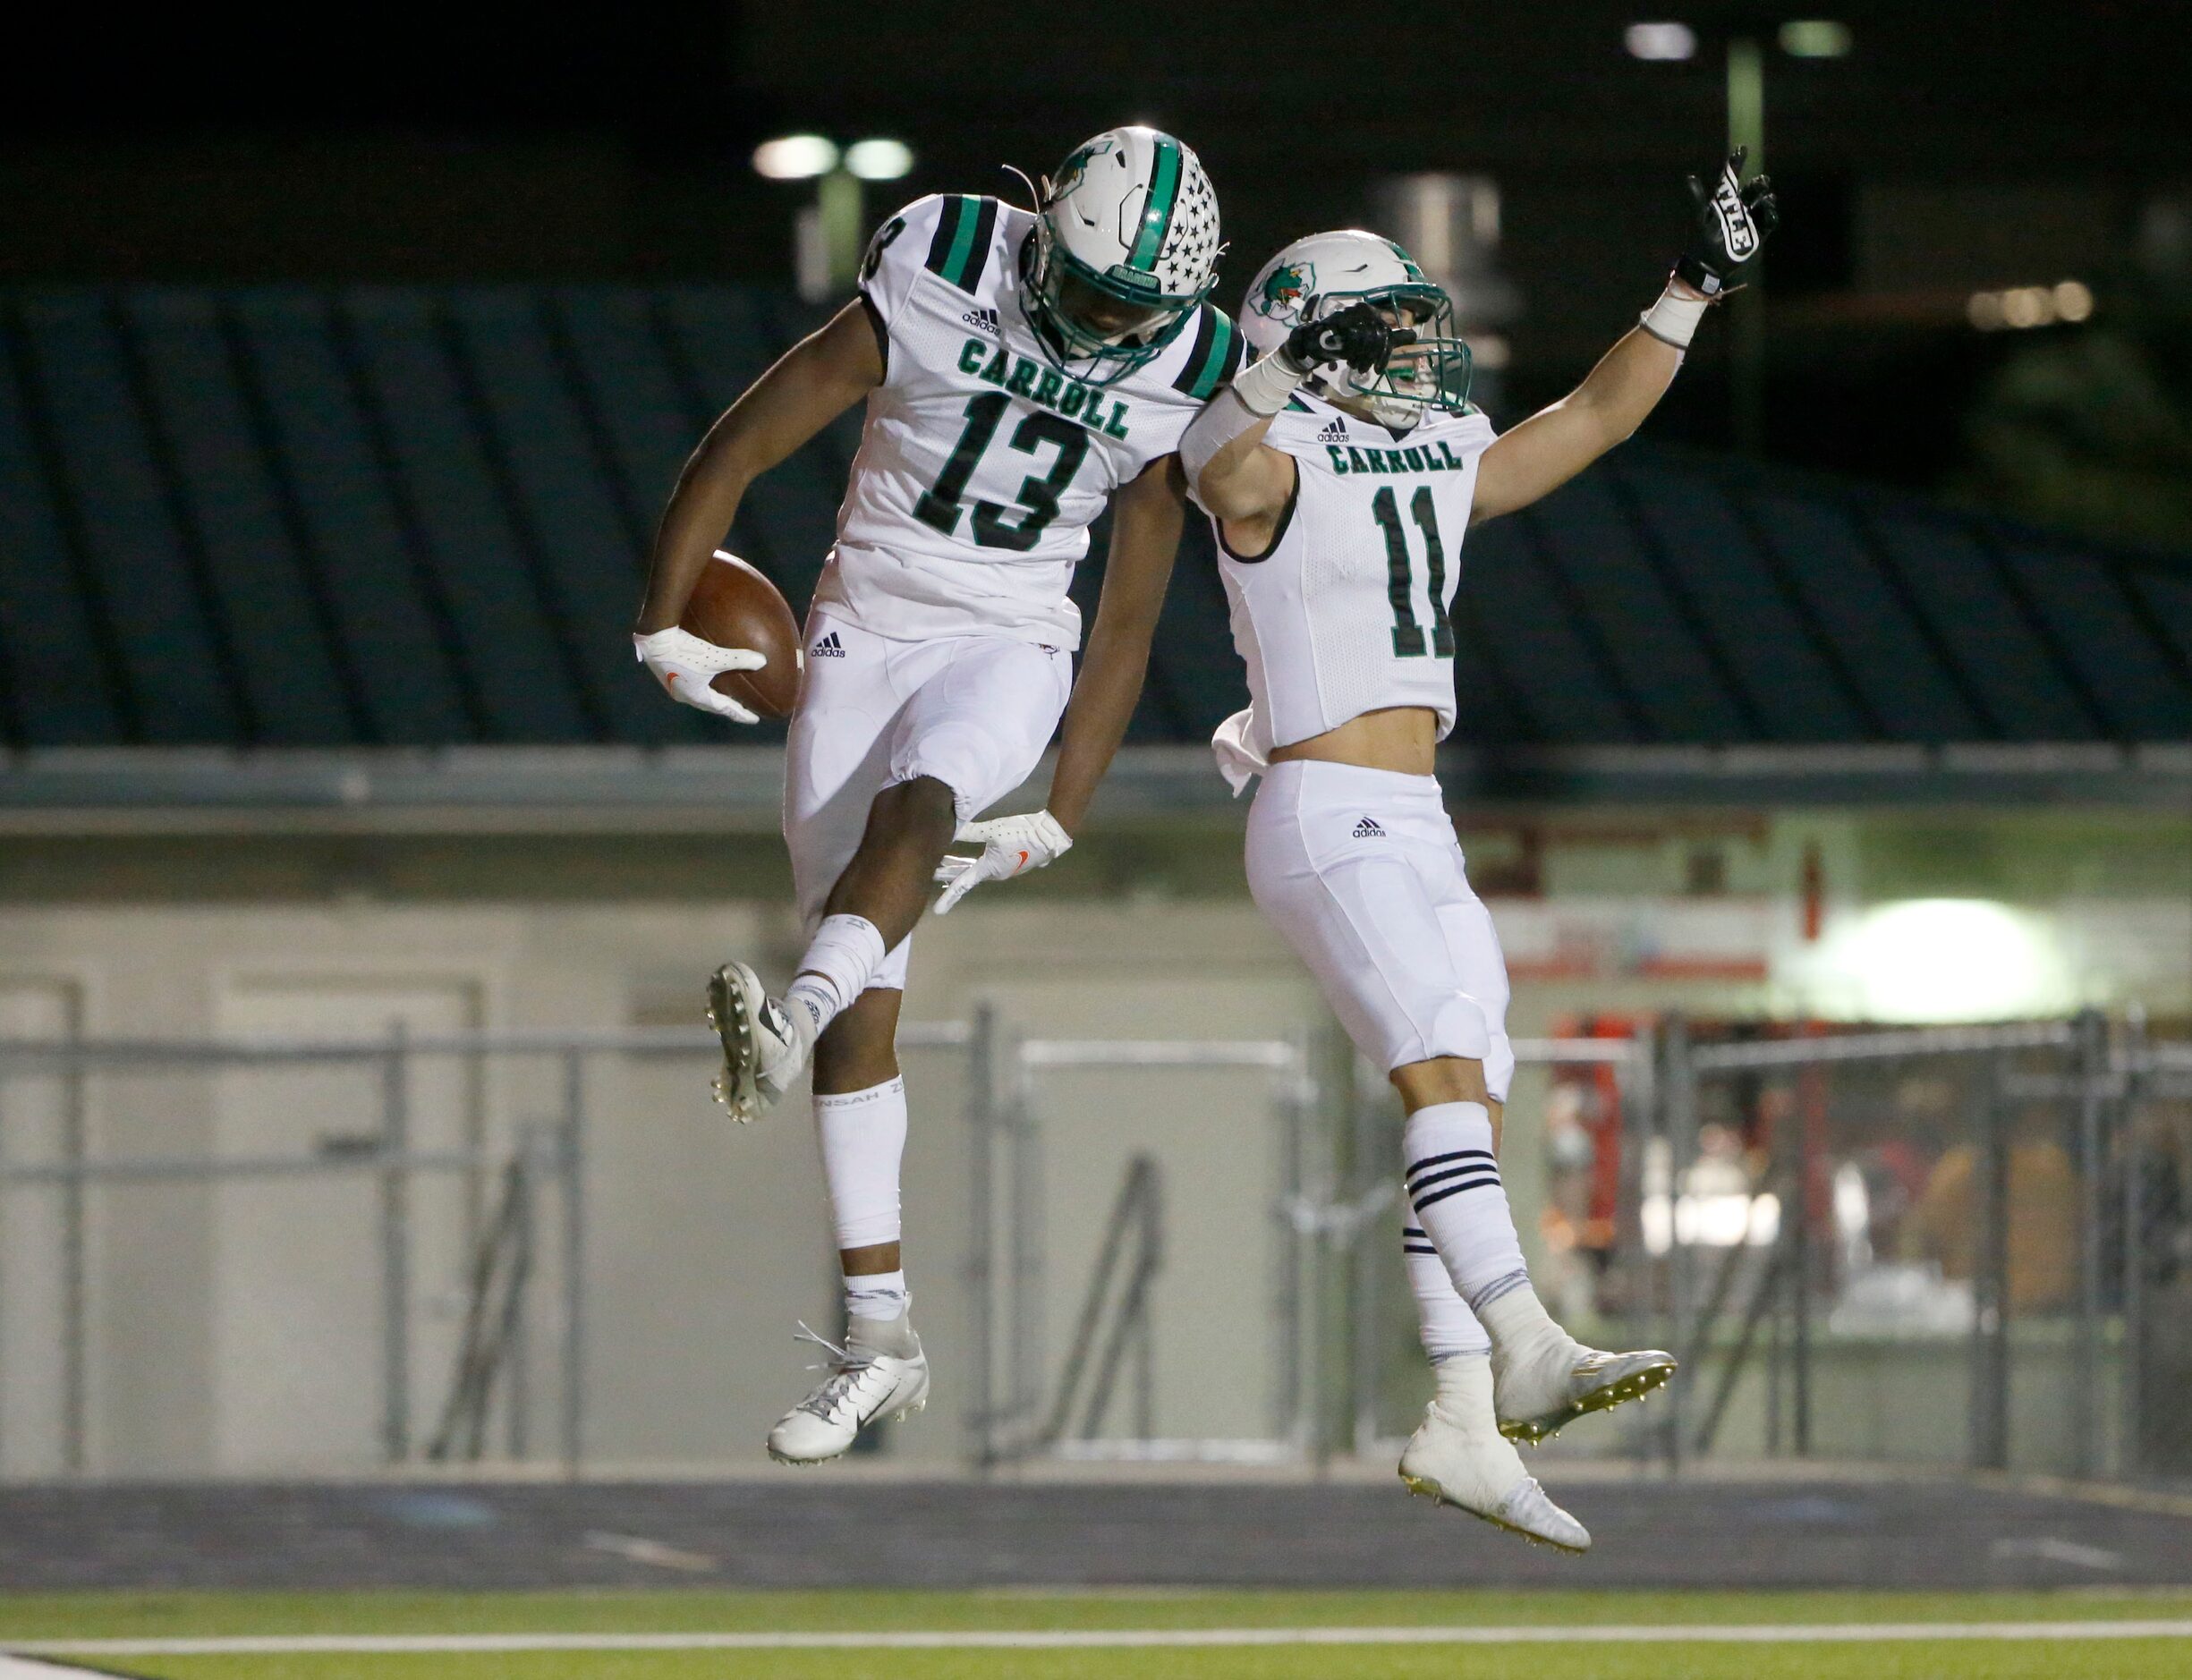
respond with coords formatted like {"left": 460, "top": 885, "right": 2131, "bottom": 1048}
{"left": 1402, "top": 1101, "right": 1532, "bottom": 1312}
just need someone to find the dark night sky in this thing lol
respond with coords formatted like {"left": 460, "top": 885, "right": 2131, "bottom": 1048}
{"left": 12, "top": 1, "right": 2191, "bottom": 487}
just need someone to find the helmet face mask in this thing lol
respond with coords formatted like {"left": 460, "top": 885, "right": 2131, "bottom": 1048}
{"left": 1241, "top": 231, "right": 1474, "bottom": 430}
{"left": 1024, "top": 126, "right": 1221, "bottom": 387}
{"left": 1316, "top": 285, "right": 1474, "bottom": 429}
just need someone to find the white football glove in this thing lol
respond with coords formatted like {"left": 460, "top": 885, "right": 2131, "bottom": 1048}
{"left": 633, "top": 626, "right": 767, "bottom": 725}
{"left": 931, "top": 810, "right": 1073, "bottom": 914}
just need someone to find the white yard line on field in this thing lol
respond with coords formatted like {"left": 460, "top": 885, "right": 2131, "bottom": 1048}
{"left": 13, "top": 1621, "right": 2192, "bottom": 1656}
{"left": 1, "top": 1660, "right": 138, "bottom": 1678}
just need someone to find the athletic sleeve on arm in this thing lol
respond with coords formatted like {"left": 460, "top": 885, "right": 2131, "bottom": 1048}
{"left": 1180, "top": 386, "right": 1264, "bottom": 507}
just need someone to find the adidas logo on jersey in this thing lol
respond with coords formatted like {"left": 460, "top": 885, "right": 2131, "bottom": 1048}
{"left": 1318, "top": 417, "right": 1350, "bottom": 444}
{"left": 963, "top": 306, "right": 1001, "bottom": 335}
{"left": 809, "top": 632, "right": 847, "bottom": 658}
{"left": 1352, "top": 816, "right": 1385, "bottom": 838}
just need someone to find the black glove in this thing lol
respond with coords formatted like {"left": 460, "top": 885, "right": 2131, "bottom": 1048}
{"left": 1676, "top": 147, "right": 1780, "bottom": 297}
{"left": 1284, "top": 301, "right": 1412, "bottom": 375}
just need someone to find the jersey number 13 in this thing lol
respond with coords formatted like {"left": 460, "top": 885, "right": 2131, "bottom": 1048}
{"left": 913, "top": 392, "right": 1090, "bottom": 552}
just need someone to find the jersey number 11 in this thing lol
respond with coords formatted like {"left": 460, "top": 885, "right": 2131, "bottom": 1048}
{"left": 1372, "top": 485, "right": 1457, "bottom": 659}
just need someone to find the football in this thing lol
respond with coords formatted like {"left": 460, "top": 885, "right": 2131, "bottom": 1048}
{"left": 681, "top": 550, "right": 803, "bottom": 718}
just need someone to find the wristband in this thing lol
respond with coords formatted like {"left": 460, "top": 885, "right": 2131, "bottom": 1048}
{"left": 1638, "top": 284, "right": 1711, "bottom": 351}
{"left": 1230, "top": 347, "right": 1313, "bottom": 417}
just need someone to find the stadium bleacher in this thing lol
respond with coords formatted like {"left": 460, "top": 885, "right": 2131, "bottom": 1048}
{"left": 2, "top": 286, "right": 2186, "bottom": 751}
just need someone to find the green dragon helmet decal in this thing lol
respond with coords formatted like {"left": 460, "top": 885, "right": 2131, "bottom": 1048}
{"left": 1049, "top": 136, "right": 1116, "bottom": 200}
{"left": 1253, "top": 262, "right": 1314, "bottom": 319}
{"left": 1239, "top": 230, "right": 1475, "bottom": 428}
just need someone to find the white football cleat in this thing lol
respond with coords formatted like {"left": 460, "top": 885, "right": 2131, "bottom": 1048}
{"left": 1399, "top": 1399, "right": 1591, "bottom": 1554}
{"left": 706, "top": 961, "right": 813, "bottom": 1123}
{"left": 767, "top": 1318, "right": 930, "bottom": 1465}
{"left": 1496, "top": 1340, "right": 1677, "bottom": 1445}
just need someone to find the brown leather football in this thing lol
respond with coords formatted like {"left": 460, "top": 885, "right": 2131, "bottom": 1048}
{"left": 680, "top": 550, "right": 803, "bottom": 719}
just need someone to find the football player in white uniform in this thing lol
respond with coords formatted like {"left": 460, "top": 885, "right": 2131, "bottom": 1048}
{"left": 1175, "top": 153, "right": 1776, "bottom": 1550}
{"left": 631, "top": 127, "right": 1241, "bottom": 1464}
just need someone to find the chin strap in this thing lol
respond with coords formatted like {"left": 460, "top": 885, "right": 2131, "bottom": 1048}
{"left": 999, "top": 163, "right": 1045, "bottom": 212}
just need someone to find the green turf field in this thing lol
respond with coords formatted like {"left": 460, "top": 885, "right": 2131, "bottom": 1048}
{"left": 4, "top": 1591, "right": 2190, "bottom": 1679}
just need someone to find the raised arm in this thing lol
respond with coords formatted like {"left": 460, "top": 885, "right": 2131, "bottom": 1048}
{"left": 930, "top": 454, "right": 1189, "bottom": 912}
{"left": 1185, "top": 390, "right": 1296, "bottom": 524}
{"left": 1183, "top": 302, "right": 1404, "bottom": 551}
{"left": 1471, "top": 304, "right": 1695, "bottom": 523}
{"left": 1474, "top": 150, "right": 1779, "bottom": 526}
{"left": 632, "top": 299, "right": 883, "bottom": 717}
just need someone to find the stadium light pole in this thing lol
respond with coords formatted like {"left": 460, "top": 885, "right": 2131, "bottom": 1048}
{"left": 754, "top": 135, "right": 915, "bottom": 301}
{"left": 1726, "top": 35, "right": 1768, "bottom": 456}
{"left": 1627, "top": 21, "right": 1851, "bottom": 454}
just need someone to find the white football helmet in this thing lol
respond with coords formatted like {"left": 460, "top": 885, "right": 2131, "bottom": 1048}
{"left": 1024, "top": 126, "right": 1222, "bottom": 386}
{"left": 1241, "top": 230, "right": 1473, "bottom": 428}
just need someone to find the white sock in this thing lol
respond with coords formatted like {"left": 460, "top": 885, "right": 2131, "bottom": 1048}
{"left": 845, "top": 1277, "right": 918, "bottom": 1360}
{"left": 1405, "top": 1101, "right": 1570, "bottom": 1371}
{"left": 1405, "top": 1223, "right": 1491, "bottom": 1362}
{"left": 785, "top": 913, "right": 887, "bottom": 1038}
{"left": 1432, "top": 1348, "right": 1499, "bottom": 1428}
{"left": 845, "top": 1268, "right": 909, "bottom": 1322}
{"left": 816, "top": 1073, "right": 906, "bottom": 1246}
{"left": 1403, "top": 1101, "right": 1533, "bottom": 1311}
{"left": 1475, "top": 1277, "right": 1568, "bottom": 1373}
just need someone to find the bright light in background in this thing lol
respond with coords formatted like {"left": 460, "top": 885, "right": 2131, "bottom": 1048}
{"left": 1625, "top": 21, "right": 1698, "bottom": 60}
{"left": 1967, "top": 280, "right": 2094, "bottom": 331}
{"left": 1466, "top": 334, "right": 1511, "bottom": 370}
{"left": 752, "top": 135, "right": 840, "bottom": 180}
{"left": 845, "top": 139, "right": 914, "bottom": 182}
{"left": 1828, "top": 899, "right": 2066, "bottom": 1022}
{"left": 1779, "top": 19, "right": 1853, "bottom": 57}
{"left": 1643, "top": 1191, "right": 1780, "bottom": 1253}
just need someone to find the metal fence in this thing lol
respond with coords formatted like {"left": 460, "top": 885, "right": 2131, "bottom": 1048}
{"left": 2, "top": 1009, "right": 2183, "bottom": 1481}
{"left": 1238, "top": 1011, "right": 2188, "bottom": 1483}
{"left": 0, "top": 1022, "right": 973, "bottom": 1479}
{"left": 964, "top": 1029, "right": 1321, "bottom": 1467}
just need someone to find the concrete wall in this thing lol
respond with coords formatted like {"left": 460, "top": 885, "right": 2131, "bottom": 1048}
{"left": 0, "top": 800, "right": 2184, "bottom": 1477}
{"left": 0, "top": 897, "right": 1334, "bottom": 1474}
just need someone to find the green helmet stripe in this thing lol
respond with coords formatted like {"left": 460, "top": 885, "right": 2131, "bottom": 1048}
{"left": 1126, "top": 138, "right": 1182, "bottom": 272}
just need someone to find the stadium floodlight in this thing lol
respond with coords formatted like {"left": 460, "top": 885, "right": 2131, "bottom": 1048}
{"left": 1778, "top": 20, "right": 1853, "bottom": 57}
{"left": 2000, "top": 286, "right": 2052, "bottom": 329}
{"left": 845, "top": 139, "right": 914, "bottom": 182}
{"left": 1967, "top": 281, "right": 2093, "bottom": 331}
{"left": 752, "top": 135, "right": 841, "bottom": 181}
{"left": 1831, "top": 899, "right": 2066, "bottom": 1022}
{"left": 2052, "top": 279, "right": 2095, "bottom": 321}
{"left": 1624, "top": 21, "right": 1698, "bottom": 60}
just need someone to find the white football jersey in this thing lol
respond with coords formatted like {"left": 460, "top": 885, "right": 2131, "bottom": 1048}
{"left": 1210, "top": 388, "right": 1496, "bottom": 759}
{"left": 819, "top": 193, "right": 1245, "bottom": 648}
